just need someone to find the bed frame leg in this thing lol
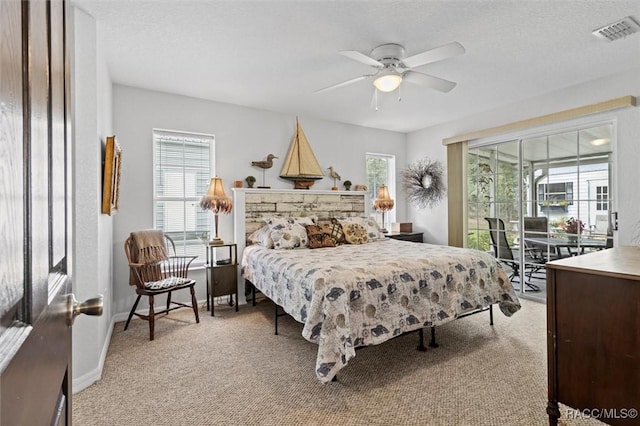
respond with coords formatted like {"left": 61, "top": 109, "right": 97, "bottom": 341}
{"left": 252, "top": 283, "right": 256, "bottom": 307}
{"left": 489, "top": 304, "right": 494, "bottom": 326}
{"left": 331, "top": 375, "right": 337, "bottom": 382}
{"left": 417, "top": 328, "right": 427, "bottom": 352}
{"left": 274, "top": 303, "right": 279, "bottom": 335}
{"left": 429, "top": 326, "right": 439, "bottom": 348}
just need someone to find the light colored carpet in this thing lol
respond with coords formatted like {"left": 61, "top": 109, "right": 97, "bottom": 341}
{"left": 73, "top": 298, "right": 602, "bottom": 426}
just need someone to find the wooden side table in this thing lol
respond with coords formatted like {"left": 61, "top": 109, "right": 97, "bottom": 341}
{"left": 385, "top": 232, "right": 423, "bottom": 243}
{"left": 206, "top": 242, "right": 238, "bottom": 316}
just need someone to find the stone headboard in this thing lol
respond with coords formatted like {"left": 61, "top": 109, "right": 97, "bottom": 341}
{"left": 235, "top": 189, "right": 368, "bottom": 235}
{"left": 232, "top": 188, "right": 370, "bottom": 303}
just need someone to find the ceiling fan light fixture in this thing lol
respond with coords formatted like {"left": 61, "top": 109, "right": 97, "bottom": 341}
{"left": 373, "top": 68, "right": 402, "bottom": 92}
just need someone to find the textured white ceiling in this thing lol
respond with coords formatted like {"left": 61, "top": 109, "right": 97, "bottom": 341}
{"left": 73, "top": 0, "right": 640, "bottom": 133}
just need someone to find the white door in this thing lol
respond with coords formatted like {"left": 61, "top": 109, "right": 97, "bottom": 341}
{"left": 588, "top": 179, "right": 609, "bottom": 234}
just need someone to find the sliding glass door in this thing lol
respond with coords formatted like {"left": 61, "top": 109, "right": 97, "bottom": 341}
{"left": 467, "top": 123, "right": 614, "bottom": 301}
{"left": 467, "top": 140, "right": 520, "bottom": 260}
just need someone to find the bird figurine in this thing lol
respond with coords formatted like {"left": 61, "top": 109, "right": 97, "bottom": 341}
{"left": 327, "top": 166, "right": 341, "bottom": 190}
{"left": 251, "top": 154, "right": 278, "bottom": 188}
{"left": 251, "top": 154, "right": 278, "bottom": 170}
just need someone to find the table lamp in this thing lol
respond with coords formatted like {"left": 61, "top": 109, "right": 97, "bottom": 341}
{"left": 200, "top": 177, "right": 233, "bottom": 245}
{"left": 373, "top": 184, "right": 394, "bottom": 233}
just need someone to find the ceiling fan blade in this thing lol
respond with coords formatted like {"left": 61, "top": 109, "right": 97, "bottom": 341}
{"left": 315, "top": 75, "right": 370, "bottom": 93}
{"left": 401, "top": 41, "right": 465, "bottom": 69}
{"left": 402, "top": 71, "right": 457, "bottom": 93}
{"left": 369, "top": 88, "right": 378, "bottom": 110}
{"left": 339, "top": 50, "right": 384, "bottom": 67}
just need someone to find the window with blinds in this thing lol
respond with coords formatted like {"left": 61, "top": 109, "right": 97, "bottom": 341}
{"left": 153, "top": 129, "right": 214, "bottom": 263}
{"left": 366, "top": 153, "right": 396, "bottom": 228}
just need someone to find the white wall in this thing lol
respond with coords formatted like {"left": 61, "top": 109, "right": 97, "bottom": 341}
{"left": 71, "top": 7, "right": 114, "bottom": 393}
{"left": 111, "top": 85, "right": 407, "bottom": 316}
{"left": 407, "top": 67, "right": 640, "bottom": 246}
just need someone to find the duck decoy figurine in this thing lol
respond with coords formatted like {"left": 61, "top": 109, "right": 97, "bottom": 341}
{"left": 252, "top": 154, "right": 278, "bottom": 170}
{"left": 252, "top": 154, "right": 278, "bottom": 188}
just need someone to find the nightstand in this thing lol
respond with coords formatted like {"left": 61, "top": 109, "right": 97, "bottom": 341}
{"left": 206, "top": 242, "right": 238, "bottom": 316}
{"left": 385, "top": 232, "right": 423, "bottom": 243}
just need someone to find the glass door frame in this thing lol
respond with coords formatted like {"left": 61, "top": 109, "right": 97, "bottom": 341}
{"left": 465, "top": 119, "right": 616, "bottom": 301}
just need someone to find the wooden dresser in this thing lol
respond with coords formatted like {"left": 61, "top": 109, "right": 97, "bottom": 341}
{"left": 546, "top": 247, "right": 640, "bottom": 425}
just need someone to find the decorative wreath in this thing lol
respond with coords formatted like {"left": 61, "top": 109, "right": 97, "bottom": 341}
{"left": 401, "top": 158, "right": 446, "bottom": 209}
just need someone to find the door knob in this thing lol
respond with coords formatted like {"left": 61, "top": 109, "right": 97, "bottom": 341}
{"left": 67, "top": 294, "right": 104, "bottom": 325}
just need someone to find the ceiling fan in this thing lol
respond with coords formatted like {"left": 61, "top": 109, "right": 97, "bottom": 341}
{"left": 316, "top": 41, "right": 465, "bottom": 95}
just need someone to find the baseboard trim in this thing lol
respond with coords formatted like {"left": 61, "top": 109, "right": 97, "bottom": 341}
{"left": 72, "top": 315, "right": 115, "bottom": 394}
{"left": 72, "top": 298, "right": 210, "bottom": 394}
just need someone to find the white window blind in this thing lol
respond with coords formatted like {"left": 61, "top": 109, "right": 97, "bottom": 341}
{"left": 153, "top": 129, "right": 214, "bottom": 262}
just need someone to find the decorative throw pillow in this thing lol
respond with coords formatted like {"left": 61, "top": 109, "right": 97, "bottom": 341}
{"left": 305, "top": 225, "right": 336, "bottom": 249}
{"left": 337, "top": 217, "right": 381, "bottom": 241}
{"left": 342, "top": 222, "right": 369, "bottom": 245}
{"left": 321, "top": 218, "right": 345, "bottom": 245}
{"left": 271, "top": 228, "right": 308, "bottom": 249}
{"left": 247, "top": 224, "right": 274, "bottom": 248}
{"left": 265, "top": 216, "right": 315, "bottom": 249}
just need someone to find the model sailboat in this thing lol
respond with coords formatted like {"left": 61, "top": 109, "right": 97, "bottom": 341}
{"left": 279, "top": 118, "right": 324, "bottom": 189}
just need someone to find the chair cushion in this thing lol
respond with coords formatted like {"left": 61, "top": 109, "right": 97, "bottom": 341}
{"left": 144, "top": 276, "right": 191, "bottom": 290}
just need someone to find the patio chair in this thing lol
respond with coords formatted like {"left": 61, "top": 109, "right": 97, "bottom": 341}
{"left": 524, "top": 216, "right": 559, "bottom": 261}
{"left": 485, "top": 217, "right": 545, "bottom": 291}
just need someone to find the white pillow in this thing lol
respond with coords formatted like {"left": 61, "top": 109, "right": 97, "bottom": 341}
{"left": 247, "top": 225, "right": 274, "bottom": 248}
{"left": 336, "top": 217, "right": 381, "bottom": 241}
{"left": 264, "top": 216, "right": 316, "bottom": 227}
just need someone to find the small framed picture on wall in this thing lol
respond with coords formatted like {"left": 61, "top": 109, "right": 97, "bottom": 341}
{"left": 102, "top": 135, "right": 122, "bottom": 215}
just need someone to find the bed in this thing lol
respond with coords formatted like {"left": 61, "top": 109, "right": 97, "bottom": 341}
{"left": 233, "top": 189, "right": 521, "bottom": 383}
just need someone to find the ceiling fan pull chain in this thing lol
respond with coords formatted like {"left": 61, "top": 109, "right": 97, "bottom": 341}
{"left": 398, "top": 85, "right": 402, "bottom": 102}
{"left": 374, "top": 89, "right": 379, "bottom": 111}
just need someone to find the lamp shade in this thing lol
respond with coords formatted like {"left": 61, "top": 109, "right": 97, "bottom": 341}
{"left": 373, "top": 68, "right": 402, "bottom": 92}
{"left": 373, "top": 184, "right": 394, "bottom": 234}
{"left": 200, "top": 177, "right": 232, "bottom": 245}
{"left": 373, "top": 184, "right": 394, "bottom": 211}
{"left": 200, "top": 177, "right": 233, "bottom": 214}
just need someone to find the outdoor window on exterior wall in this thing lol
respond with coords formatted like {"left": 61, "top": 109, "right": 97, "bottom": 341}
{"left": 366, "top": 153, "right": 396, "bottom": 229}
{"left": 153, "top": 129, "right": 215, "bottom": 264}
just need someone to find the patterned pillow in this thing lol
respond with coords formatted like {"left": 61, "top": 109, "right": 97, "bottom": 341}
{"left": 247, "top": 224, "right": 274, "bottom": 248}
{"left": 321, "top": 219, "right": 345, "bottom": 245}
{"left": 271, "top": 228, "right": 308, "bottom": 249}
{"left": 305, "top": 224, "right": 336, "bottom": 249}
{"left": 265, "top": 216, "right": 315, "bottom": 249}
{"left": 337, "top": 217, "right": 381, "bottom": 241}
{"left": 342, "top": 222, "right": 369, "bottom": 245}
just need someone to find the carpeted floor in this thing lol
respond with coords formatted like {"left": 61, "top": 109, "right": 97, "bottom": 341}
{"left": 73, "top": 298, "right": 602, "bottom": 426}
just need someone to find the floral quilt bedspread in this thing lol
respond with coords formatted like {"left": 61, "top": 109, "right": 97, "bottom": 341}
{"left": 241, "top": 239, "right": 520, "bottom": 383}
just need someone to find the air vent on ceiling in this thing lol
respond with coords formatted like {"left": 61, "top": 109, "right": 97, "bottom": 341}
{"left": 592, "top": 16, "right": 640, "bottom": 41}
